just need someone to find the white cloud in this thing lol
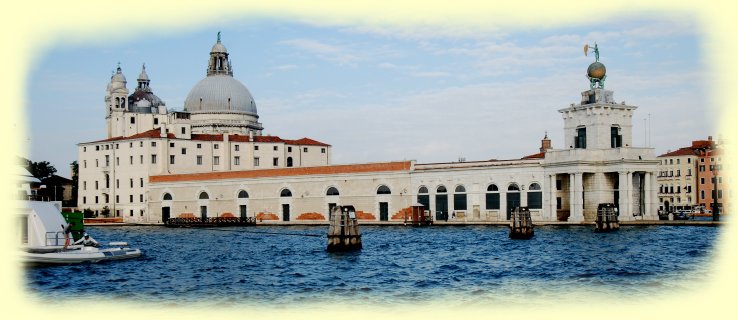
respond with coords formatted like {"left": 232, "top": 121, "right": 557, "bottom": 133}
{"left": 274, "top": 64, "right": 297, "bottom": 70}
{"left": 279, "top": 38, "right": 360, "bottom": 66}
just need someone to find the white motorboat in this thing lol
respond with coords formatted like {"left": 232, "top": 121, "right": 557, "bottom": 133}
{"left": 17, "top": 201, "right": 143, "bottom": 265}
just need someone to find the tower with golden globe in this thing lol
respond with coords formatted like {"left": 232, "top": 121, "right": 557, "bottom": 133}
{"left": 585, "top": 43, "right": 606, "bottom": 89}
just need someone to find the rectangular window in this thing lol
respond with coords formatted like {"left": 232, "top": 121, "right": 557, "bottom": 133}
{"left": 197, "top": 155, "right": 203, "bottom": 165}
{"left": 151, "top": 154, "right": 157, "bottom": 164}
{"left": 96, "top": 159, "right": 99, "bottom": 167}
{"left": 129, "top": 142, "right": 133, "bottom": 148}
{"left": 130, "top": 179, "right": 133, "bottom": 188}
{"left": 130, "top": 210, "right": 133, "bottom": 217}
{"left": 234, "top": 156, "right": 240, "bottom": 165}
{"left": 575, "top": 127, "right": 586, "bottom": 149}
{"left": 235, "top": 145, "right": 240, "bottom": 151}
{"left": 303, "top": 147, "right": 308, "bottom": 152}
{"left": 197, "top": 143, "right": 202, "bottom": 149}
{"left": 528, "top": 192, "right": 543, "bottom": 209}
{"left": 140, "top": 141, "right": 143, "bottom": 147}
{"left": 129, "top": 195, "right": 133, "bottom": 203}
{"left": 687, "top": 169, "right": 692, "bottom": 176}
{"left": 83, "top": 196, "right": 86, "bottom": 204}
{"left": 701, "top": 190, "right": 705, "bottom": 199}
{"left": 115, "top": 144, "right": 119, "bottom": 149}
{"left": 273, "top": 157, "right": 278, "bottom": 166}
{"left": 321, "top": 148, "right": 326, "bottom": 153}
{"left": 151, "top": 141, "right": 156, "bottom": 147}
{"left": 140, "top": 178, "right": 143, "bottom": 187}
{"left": 140, "top": 155, "right": 143, "bottom": 164}
{"left": 454, "top": 194, "right": 467, "bottom": 211}
{"left": 254, "top": 157, "right": 260, "bottom": 167}
{"left": 95, "top": 196, "right": 98, "bottom": 204}
{"left": 181, "top": 127, "right": 185, "bottom": 134}
{"left": 140, "top": 194, "right": 144, "bottom": 202}
{"left": 170, "top": 155, "right": 175, "bottom": 164}
{"left": 213, "top": 156, "right": 220, "bottom": 165}
{"left": 95, "top": 181, "right": 98, "bottom": 190}
{"left": 83, "top": 181, "right": 87, "bottom": 190}
{"left": 154, "top": 118, "right": 159, "bottom": 125}
{"left": 116, "top": 195, "right": 119, "bottom": 203}
{"left": 701, "top": 158, "right": 705, "bottom": 163}
{"left": 254, "top": 145, "right": 259, "bottom": 150}
{"left": 83, "top": 147, "right": 87, "bottom": 152}
{"left": 83, "top": 160, "right": 87, "bottom": 168}
{"left": 96, "top": 145, "right": 99, "bottom": 151}
{"left": 273, "top": 146, "right": 278, "bottom": 151}
{"left": 214, "top": 144, "right": 219, "bottom": 149}
{"left": 105, "top": 155, "right": 110, "bottom": 166}
{"left": 676, "top": 169, "right": 680, "bottom": 176}
{"left": 669, "top": 159, "right": 673, "bottom": 165}
{"left": 130, "top": 156, "right": 133, "bottom": 164}
{"left": 677, "top": 159, "right": 680, "bottom": 164}
{"left": 688, "top": 158, "right": 691, "bottom": 164}
{"left": 288, "top": 146, "right": 292, "bottom": 152}
{"left": 131, "top": 117, "right": 135, "bottom": 124}
{"left": 718, "top": 190, "right": 723, "bottom": 199}
{"left": 610, "top": 126, "right": 622, "bottom": 148}
{"left": 181, "top": 148, "right": 186, "bottom": 155}
{"left": 485, "top": 193, "right": 500, "bottom": 210}
{"left": 170, "top": 142, "right": 175, "bottom": 148}
{"left": 556, "top": 197, "right": 562, "bottom": 210}
{"left": 116, "top": 179, "right": 119, "bottom": 188}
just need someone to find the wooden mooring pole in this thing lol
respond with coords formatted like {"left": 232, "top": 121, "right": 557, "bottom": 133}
{"left": 594, "top": 203, "right": 619, "bottom": 232}
{"left": 327, "top": 205, "right": 362, "bottom": 252}
{"left": 509, "top": 206, "right": 534, "bottom": 239}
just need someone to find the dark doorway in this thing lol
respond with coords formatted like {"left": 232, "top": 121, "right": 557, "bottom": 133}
{"left": 417, "top": 195, "right": 430, "bottom": 212}
{"left": 506, "top": 193, "right": 520, "bottom": 220}
{"left": 435, "top": 194, "right": 448, "bottom": 221}
{"left": 282, "top": 204, "right": 290, "bottom": 221}
{"left": 379, "top": 202, "right": 389, "bottom": 221}
{"left": 240, "top": 205, "right": 247, "bottom": 219}
{"left": 200, "top": 205, "right": 207, "bottom": 220}
{"left": 162, "top": 207, "right": 170, "bottom": 223}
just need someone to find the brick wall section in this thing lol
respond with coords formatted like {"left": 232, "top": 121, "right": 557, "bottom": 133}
{"left": 356, "top": 211, "right": 376, "bottom": 220}
{"left": 220, "top": 212, "right": 234, "bottom": 218}
{"left": 256, "top": 212, "right": 279, "bottom": 220}
{"left": 150, "top": 161, "right": 412, "bottom": 183}
{"left": 296, "top": 212, "right": 326, "bottom": 220}
{"left": 178, "top": 213, "right": 195, "bottom": 218}
{"left": 391, "top": 207, "right": 412, "bottom": 220}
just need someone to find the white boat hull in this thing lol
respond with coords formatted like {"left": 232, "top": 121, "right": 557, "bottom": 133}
{"left": 23, "top": 247, "right": 142, "bottom": 265}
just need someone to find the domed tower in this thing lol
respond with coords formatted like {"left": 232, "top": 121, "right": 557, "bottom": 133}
{"left": 128, "top": 64, "right": 165, "bottom": 113}
{"left": 105, "top": 64, "right": 130, "bottom": 138}
{"left": 183, "top": 32, "right": 263, "bottom": 135}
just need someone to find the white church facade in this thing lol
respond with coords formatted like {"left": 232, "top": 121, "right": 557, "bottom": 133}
{"left": 77, "top": 35, "right": 659, "bottom": 223}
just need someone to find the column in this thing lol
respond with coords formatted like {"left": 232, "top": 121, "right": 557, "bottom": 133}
{"left": 570, "top": 173, "right": 584, "bottom": 223}
{"left": 569, "top": 173, "right": 575, "bottom": 222}
{"left": 626, "top": 172, "right": 633, "bottom": 219}
{"left": 645, "top": 172, "right": 658, "bottom": 220}
{"left": 618, "top": 171, "right": 632, "bottom": 221}
{"left": 499, "top": 191, "right": 507, "bottom": 221}
{"left": 549, "top": 174, "right": 557, "bottom": 221}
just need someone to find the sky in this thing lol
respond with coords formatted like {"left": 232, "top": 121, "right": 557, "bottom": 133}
{"left": 26, "top": 13, "right": 711, "bottom": 178}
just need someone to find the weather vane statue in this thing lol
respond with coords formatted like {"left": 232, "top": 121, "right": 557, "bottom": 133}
{"left": 584, "top": 42, "right": 606, "bottom": 89}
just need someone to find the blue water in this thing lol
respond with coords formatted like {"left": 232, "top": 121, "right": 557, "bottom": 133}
{"left": 25, "top": 225, "right": 719, "bottom": 307}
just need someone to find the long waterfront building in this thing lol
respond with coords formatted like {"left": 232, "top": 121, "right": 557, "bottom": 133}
{"left": 77, "top": 35, "right": 660, "bottom": 223}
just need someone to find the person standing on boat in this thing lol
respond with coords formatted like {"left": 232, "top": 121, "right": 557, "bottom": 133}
{"left": 73, "top": 232, "right": 99, "bottom": 247}
{"left": 62, "top": 222, "right": 75, "bottom": 249}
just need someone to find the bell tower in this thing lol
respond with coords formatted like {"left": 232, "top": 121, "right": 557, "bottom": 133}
{"left": 106, "top": 64, "right": 129, "bottom": 138}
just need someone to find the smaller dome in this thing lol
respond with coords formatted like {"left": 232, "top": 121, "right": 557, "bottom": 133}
{"left": 211, "top": 41, "right": 227, "bottom": 53}
{"left": 587, "top": 62, "right": 606, "bottom": 79}
{"left": 138, "top": 65, "right": 149, "bottom": 81}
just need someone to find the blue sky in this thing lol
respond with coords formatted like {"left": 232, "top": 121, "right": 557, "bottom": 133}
{"left": 27, "top": 14, "right": 710, "bottom": 177}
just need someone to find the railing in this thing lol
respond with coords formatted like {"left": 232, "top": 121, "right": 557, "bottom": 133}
{"left": 164, "top": 216, "right": 256, "bottom": 227}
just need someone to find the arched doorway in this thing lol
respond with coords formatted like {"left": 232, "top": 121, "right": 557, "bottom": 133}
{"left": 162, "top": 192, "right": 173, "bottom": 223}
{"left": 435, "top": 185, "right": 448, "bottom": 221}
{"left": 506, "top": 184, "right": 520, "bottom": 220}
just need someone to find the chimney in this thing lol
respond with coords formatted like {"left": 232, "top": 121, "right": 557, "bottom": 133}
{"left": 540, "top": 132, "right": 552, "bottom": 153}
{"left": 159, "top": 126, "right": 166, "bottom": 138}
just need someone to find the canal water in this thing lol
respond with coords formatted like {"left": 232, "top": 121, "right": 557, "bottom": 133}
{"left": 25, "top": 225, "right": 719, "bottom": 308}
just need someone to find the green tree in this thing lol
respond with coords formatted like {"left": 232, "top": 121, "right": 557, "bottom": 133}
{"left": 29, "top": 161, "right": 57, "bottom": 179}
{"left": 70, "top": 161, "right": 79, "bottom": 207}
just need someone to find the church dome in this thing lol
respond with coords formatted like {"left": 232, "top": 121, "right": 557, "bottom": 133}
{"left": 183, "top": 75, "right": 257, "bottom": 114}
{"left": 211, "top": 41, "right": 227, "bottom": 53}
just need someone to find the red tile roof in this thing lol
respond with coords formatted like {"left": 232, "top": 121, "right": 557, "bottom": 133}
{"left": 521, "top": 152, "right": 545, "bottom": 159}
{"left": 150, "top": 161, "right": 412, "bottom": 183}
{"left": 658, "top": 147, "right": 697, "bottom": 157}
{"left": 83, "top": 129, "right": 330, "bottom": 146}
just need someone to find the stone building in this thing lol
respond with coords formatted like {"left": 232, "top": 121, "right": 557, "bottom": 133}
{"left": 77, "top": 35, "right": 659, "bottom": 223}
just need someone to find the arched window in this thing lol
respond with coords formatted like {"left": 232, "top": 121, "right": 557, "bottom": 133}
{"left": 417, "top": 186, "right": 429, "bottom": 209}
{"left": 508, "top": 184, "right": 520, "bottom": 191}
{"left": 238, "top": 190, "right": 249, "bottom": 198}
{"left": 377, "top": 185, "right": 391, "bottom": 195}
{"left": 287, "top": 157, "right": 293, "bottom": 167}
{"left": 199, "top": 192, "right": 209, "bottom": 200}
{"left": 528, "top": 183, "right": 542, "bottom": 209}
{"left": 163, "top": 193, "right": 172, "bottom": 201}
{"left": 280, "top": 189, "right": 292, "bottom": 197}
{"left": 486, "top": 184, "right": 500, "bottom": 210}
{"left": 326, "top": 187, "right": 340, "bottom": 196}
{"left": 437, "top": 185, "right": 447, "bottom": 193}
{"left": 454, "top": 185, "right": 467, "bottom": 211}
